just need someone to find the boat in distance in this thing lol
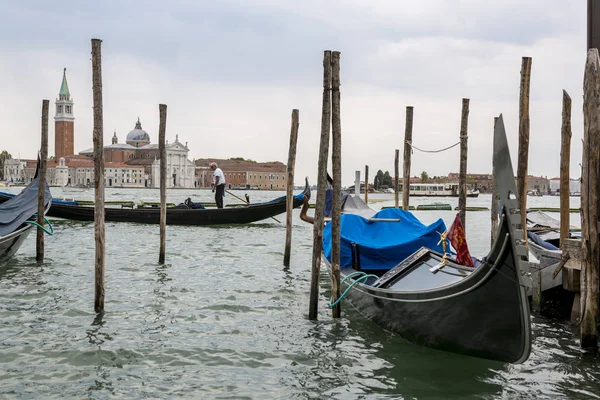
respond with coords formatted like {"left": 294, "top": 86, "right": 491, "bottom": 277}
{"left": 304, "top": 114, "right": 531, "bottom": 363}
{"left": 0, "top": 182, "right": 309, "bottom": 226}
{"left": 400, "top": 183, "right": 480, "bottom": 197}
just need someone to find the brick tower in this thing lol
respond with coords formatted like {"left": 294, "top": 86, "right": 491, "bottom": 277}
{"left": 54, "top": 68, "right": 74, "bottom": 158}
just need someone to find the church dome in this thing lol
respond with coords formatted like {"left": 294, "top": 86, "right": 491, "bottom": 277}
{"left": 126, "top": 118, "right": 151, "bottom": 146}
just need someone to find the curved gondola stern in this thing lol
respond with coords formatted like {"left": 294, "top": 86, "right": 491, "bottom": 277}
{"left": 299, "top": 177, "right": 314, "bottom": 224}
{"left": 492, "top": 114, "right": 532, "bottom": 363}
{"left": 289, "top": 177, "right": 312, "bottom": 212}
{"left": 303, "top": 177, "right": 311, "bottom": 202}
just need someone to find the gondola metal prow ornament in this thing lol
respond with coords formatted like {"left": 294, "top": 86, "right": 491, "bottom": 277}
{"left": 430, "top": 230, "right": 450, "bottom": 273}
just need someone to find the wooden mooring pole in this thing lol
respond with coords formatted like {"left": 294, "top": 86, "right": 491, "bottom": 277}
{"left": 491, "top": 117, "right": 499, "bottom": 246}
{"left": 284, "top": 109, "right": 299, "bottom": 267}
{"left": 330, "top": 51, "right": 342, "bottom": 318}
{"left": 580, "top": 48, "right": 600, "bottom": 349}
{"left": 91, "top": 38, "right": 105, "bottom": 314}
{"left": 517, "top": 57, "right": 532, "bottom": 246}
{"left": 458, "top": 98, "right": 470, "bottom": 230}
{"left": 560, "top": 90, "right": 572, "bottom": 248}
{"left": 589, "top": 0, "right": 600, "bottom": 51}
{"left": 394, "top": 149, "right": 399, "bottom": 208}
{"left": 364, "top": 165, "right": 369, "bottom": 204}
{"left": 354, "top": 171, "right": 360, "bottom": 195}
{"left": 403, "top": 106, "right": 414, "bottom": 211}
{"left": 36, "top": 100, "right": 49, "bottom": 263}
{"left": 158, "top": 104, "right": 167, "bottom": 264}
{"left": 308, "top": 50, "right": 332, "bottom": 320}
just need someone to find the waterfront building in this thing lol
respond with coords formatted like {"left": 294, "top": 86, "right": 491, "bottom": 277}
{"left": 549, "top": 177, "right": 581, "bottom": 195}
{"left": 79, "top": 121, "right": 195, "bottom": 188}
{"left": 446, "top": 172, "right": 494, "bottom": 193}
{"left": 3, "top": 158, "right": 29, "bottom": 183}
{"left": 10, "top": 156, "right": 147, "bottom": 188}
{"left": 194, "top": 159, "right": 287, "bottom": 190}
{"left": 54, "top": 68, "right": 75, "bottom": 159}
{"left": 526, "top": 175, "right": 550, "bottom": 195}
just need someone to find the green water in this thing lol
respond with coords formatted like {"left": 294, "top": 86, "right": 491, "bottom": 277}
{"left": 0, "top": 188, "right": 597, "bottom": 399}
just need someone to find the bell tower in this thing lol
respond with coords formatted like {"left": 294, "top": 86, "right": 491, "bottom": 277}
{"left": 54, "top": 68, "right": 74, "bottom": 158}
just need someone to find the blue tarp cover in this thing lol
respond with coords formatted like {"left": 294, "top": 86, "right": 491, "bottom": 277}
{"left": 323, "top": 208, "right": 448, "bottom": 271}
{"left": 0, "top": 177, "right": 52, "bottom": 237}
{"left": 0, "top": 190, "right": 70, "bottom": 205}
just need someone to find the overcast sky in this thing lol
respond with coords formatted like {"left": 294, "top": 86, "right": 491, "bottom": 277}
{"left": 0, "top": 0, "right": 587, "bottom": 186}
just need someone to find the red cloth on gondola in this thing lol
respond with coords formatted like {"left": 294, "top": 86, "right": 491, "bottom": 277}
{"left": 447, "top": 213, "right": 474, "bottom": 268}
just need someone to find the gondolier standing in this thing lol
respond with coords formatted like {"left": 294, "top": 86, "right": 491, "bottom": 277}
{"left": 210, "top": 162, "right": 226, "bottom": 209}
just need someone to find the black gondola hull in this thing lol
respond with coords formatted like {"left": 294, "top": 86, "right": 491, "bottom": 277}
{"left": 0, "top": 185, "right": 309, "bottom": 226}
{"left": 336, "top": 217, "right": 529, "bottom": 363}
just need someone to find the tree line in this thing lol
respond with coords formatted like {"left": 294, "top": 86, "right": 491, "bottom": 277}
{"left": 0, "top": 150, "right": 11, "bottom": 180}
{"left": 372, "top": 169, "right": 432, "bottom": 190}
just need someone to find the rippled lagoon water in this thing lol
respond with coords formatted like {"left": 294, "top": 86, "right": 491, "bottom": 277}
{"left": 0, "top": 187, "right": 598, "bottom": 399}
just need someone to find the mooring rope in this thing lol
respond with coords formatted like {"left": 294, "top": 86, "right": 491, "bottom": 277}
{"left": 329, "top": 271, "right": 379, "bottom": 308}
{"left": 405, "top": 135, "right": 467, "bottom": 154}
{"left": 24, "top": 215, "right": 54, "bottom": 236}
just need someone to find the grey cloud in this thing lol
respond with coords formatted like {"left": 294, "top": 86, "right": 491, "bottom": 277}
{"left": 0, "top": 0, "right": 587, "bottom": 184}
{"left": 2, "top": 0, "right": 583, "bottom": 88}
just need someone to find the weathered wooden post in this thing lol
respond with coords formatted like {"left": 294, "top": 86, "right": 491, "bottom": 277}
{"left": 394, "top": 149, "right": 399, "bottom": 208}
{"left": 158, "top": 104, "right": 167, "bottom": 264}
{"left": 491, "top": 117, "right": 499, "bottom": 246}
{"left": 354, "top": 171, "right": 360, "bottom": 195}
{"left": 36, "top": 100, "right": 49, "bottom": 263}
{"left": 330, "top": 51, "right": 342, "bottom": 318}
{"left": 560, "top": 90, "right": 572, "bottom": 247}
{"left": 589, "top": 0, "right": 600, "bottom": 51}
{"left": 308, "top": 50, "right": 332, "bottom": 320}
{"left": 284, "top": 109, "right": 299, "bottom": 267}
{"left": 403, "top": 106, "right": 414, "bottom": 210}
{"left": 458, "top": 98, "right": 470, "bottom": 230}
{"left": 364, "top": 165, "right": 369, "bottom": 204}
{"left": 580, "top": 48, "right": 600, "bottom": 349}
{"left": 517, "top": 57, "right": 532, "bottom": 245}
{"left": 91, "top": 38, "right": 105, "bottom": 313}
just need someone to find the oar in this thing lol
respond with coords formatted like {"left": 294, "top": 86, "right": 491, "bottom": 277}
{"left": 225, "top": 189, "right": 281, "bottom": 223}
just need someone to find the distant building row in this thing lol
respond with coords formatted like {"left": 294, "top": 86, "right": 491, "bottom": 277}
{"left": 3, "top": 69, "right": 288, "bottom": 190}
{"left": 390, "top": 173, "right": 581, "bottom": 195}
{"left": 3, "top": 120, "right": 195, "bottom": 189}
{"left": 4, "top": 155, "right": 289, "bottom": 191}
{"left": 194, "top": 158, "right": 287, "bottom": 190}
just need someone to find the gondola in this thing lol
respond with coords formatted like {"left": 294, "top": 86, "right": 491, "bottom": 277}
{"left": 526, "top": 218, "right": 564, "bottom": 293}
{"left": 526, "top": 211, "right": 580, "bottom": 314}
{"left": 526, "top": 210, "right": 580, "bottom": 249}
{"left": 302, "top": 114, "right": 531, "bottom": 363}
{"left": 0, "top": 170, "right": 52, "bottom": 267}
{"left": 0, "top": 183, "right": 309, "bottom": 226}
